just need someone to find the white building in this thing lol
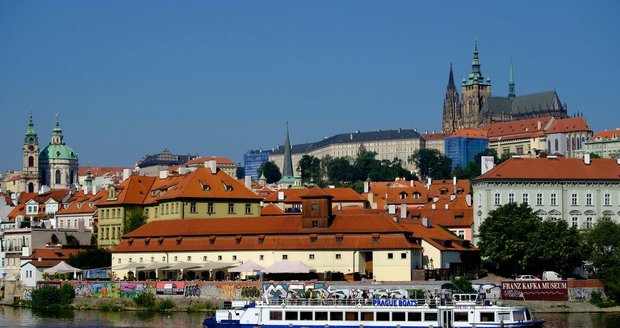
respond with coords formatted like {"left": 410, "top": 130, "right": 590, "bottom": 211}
{"left": 472, "top": 156, "right": 620, "bottom": 243}
{"left": 584, "top": 128, "right": 620, "bottom": 158}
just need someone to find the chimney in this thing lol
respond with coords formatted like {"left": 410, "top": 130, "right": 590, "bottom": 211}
{"left": 244, "top": 176, "right": 252, "bottom": 189}
{"left": 277, "top": 191, "right": 285, "bottom": 201}
{"left": 450, "top": 194, "right": 456, "bottom": 201}
{"left": 159, "top": 170, "right": 169, "bottom": 179}
{"left": 427, "top": 178, "right": 432, "bottom": 190}
{"left": 410, "top": 180, "right": 414, "bottom": 187}
{"left": 617, "top": 158, "right": 620, "bottom": 165}
{"left": 388, "top": 204, "right": 396, "bottom": 214}
{"left": 431, "top": 204, "right": 436, "bottom": 210}
{"left": 584, "top": 153, "right": 591, "bottom": 165}
{"left": 122, "top": 168, "right": 131, "bottom": 181}
{"left": 445, "top": 204, "right": 449, "bottom": 210}
{"left": 400, "top": 204, "right": 407, "bottom": 219}
{"left": 466, "top": 194, "right": 472, "bottom": 206}
{"left": 92, "top": 185, "right": 98, "bottom": 195}
{"left": 363, "top": 181, "right": 369, "bottom": 193}
{"left": 422, "top": 217, "right": 431, "bottom": 227}
{"left": 453, "top": 176, "right": 457, "bottom": 195}
{"left": 205, "top": 160, "right": 217, "bottom": 174}
{"left": 537, "top": 120, "right": 541, "bottom": 130}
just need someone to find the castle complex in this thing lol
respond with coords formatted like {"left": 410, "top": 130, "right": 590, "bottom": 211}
{"left": 442, "top": 42, "right": 569, "bottom": 133}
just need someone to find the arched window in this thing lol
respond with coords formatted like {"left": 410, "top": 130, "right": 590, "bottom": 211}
{"left": 69, "top": 170, "right": 74, "bottom": 184}
{"left": 28, "top": 182, "right": 34, "bottom": 193}
{"left": 55, "top": 170, "right": 61, "bottom": 184}
{"left": 547, "top": 140, "right": 551, "bottom": 151}
{"left": 28, "top": 156, "right": 34, "bottom": 167}
{"left": 555, "top": 139, "right": 559, "bottom": 152}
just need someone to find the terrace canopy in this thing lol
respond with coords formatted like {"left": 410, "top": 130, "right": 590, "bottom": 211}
{"left": 262, "top": 260, "right": 315, "bottom": 274}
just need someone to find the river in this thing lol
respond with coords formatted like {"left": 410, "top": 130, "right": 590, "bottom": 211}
{"left": 0, "top": 306, "right": 618, "bottom": 328}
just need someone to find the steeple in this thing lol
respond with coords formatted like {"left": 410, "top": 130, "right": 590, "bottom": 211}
{"left": 442, "top": 63, "right": 461, "bottom": 133}
{"left": 24, "top": 111, "right": 38, "bottom": 145}
{"left": 51, "top": 113, "right": 64, "bottom": 145}
{"left": 282, "top": 122, "right": 294, "bottom": 178}
{"left": 508, "top": 59, "right": 516, "bottom": 100}
{"left": 447, "top": 63, "right": 456, "bottom": 90}
{"left": 463, "top": 41, "right": 490, "bottom": 86}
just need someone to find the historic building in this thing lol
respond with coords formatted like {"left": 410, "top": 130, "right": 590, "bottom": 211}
{"left": 39, "top": 115, "right": 79, "bottom": 189}
{"left": 472, "top": 156, "right": 620, "bottom": 244}
{"left": 584, "top": 128, "right": 620, "bottom": 158}
{"left": 442, "top": 42, "right": 568, "bottom": 133}
{"left": 22, "top": 114, "right": 40, "bottom": 193}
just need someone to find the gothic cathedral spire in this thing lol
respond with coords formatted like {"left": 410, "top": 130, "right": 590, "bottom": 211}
{"left": 442, "top": 64, "right": 461, "bottom": 133}
{"left": 508, "top": 59, "right": 516, "bottom": 100}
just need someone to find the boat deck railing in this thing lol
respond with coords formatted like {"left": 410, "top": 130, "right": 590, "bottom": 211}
{"left": 259, "top": 297, "right": 489, "bottom": 308}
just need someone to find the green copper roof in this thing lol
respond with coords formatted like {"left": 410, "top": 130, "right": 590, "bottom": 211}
{"left": 508, "top": 60, "right": 516, "bottom": 99}
{"left": 463, "top": 41, "right": 490, "bottom": 87}
{"left": 24, "top": 113, "right": 38, "bottom": 145}
{"left": 40, "top": 143, "right": 79, "bottom": 160}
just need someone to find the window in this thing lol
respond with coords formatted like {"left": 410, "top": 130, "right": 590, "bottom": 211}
{"left": 218, "top": 255, "right": 222, "bottom": 261}
{"left": 536, "top": 193, "right": 543, "bottom": 206}
{"left": 392, "top": 312, "right": 406, "bottom": 321}
{"left": 508, "top": 193, "right": 515, "bottom": 203}
{"left": 604, "top": 193, "right": 611, "bottom": 206}
{"left": 586, "top": 193, "right": 593, "bottom": 206}
{"left": 259, "top": 255, "right": 264, "bottom": 261}
{"left": 203, "top": 256, "right": 207, "bottom": 261}
{"left": 361, "top": 312, "right": 373, "bottom": 321}
{"left": 282, "top": 254, "right": 288, "bottom": 260}
{"left": 311, "top": 203, "right": 319, "bottom": 211}
{"left": 311, "top": 220, "right": 318, "bottom": 228}
{"left": 572, "top": 193, "right": 578, "bottom": 206}
{"left": 586, "top": 217, "right": 593, "bottom": 229}
{"left": 190, "top": 202, "right": 197, "bottom": 213}
{"left": 494, "top": 193, "right": 501, "bottom": 206}
{"left": 315, "top": 312, "right": 327, "bottom": 321}
{"left": 245, "top": 204, "right": 252, "bottom": 214}
{"left": 551, "top": 193, "right": 557, "bottom": 206}
{"left": 424, "top": 313, "right": 437, "bottom": 321}
{"left": 208, "top": 203, "right": 214, "bottom": 214}
{"left": 285, "top": 312, "right": 298, "bottom": 320}
{"left": 162, "top": 256, "right": 166, "bottom": 262}
{"left": 173, "top": 256, "right": 178, "bottom": 261}
{"left": 387, "top": 253, "right": 394, "bottom": 259}
{"left": 55, "top": 170, "right": 61, "bottom": 184}
{"left": 270, "top": 311, "right": 283, "bottom": 320}
{"left": 376, "top": 312, "right": 389, "bottom": 321}
{"left": 399, "top": 192, "right": 407, "bottom": 200}
{"left": 330, "top": 312, "right": 343, "bottom": 321}
{"left": 454, "top": 312, "right": 469, "bottom": 322}
{"left": 401, "top": 252, "right": 407, "bottom": 259}
{"left": 232, "top": 255, "right": 237, "bottom": 261}
{"left": 309, "top": 254, "right": 315, "bottom": 260}
{"left": 228, "top": 203, "right": 234, "bottom": 214}
{"left": 522, "top": 193, "right": 529, "bottom": 204}
{"left": 187, "top": 256, "right": 192, "bottom": 261}
{"left": 480, "top": 312, "right": 495, "bottom": 322}
{"left": 408, "top": 312, "right": 421, "bottom": 321}
{"left": 335, "top": 254, "right": 342, "bottom": 260}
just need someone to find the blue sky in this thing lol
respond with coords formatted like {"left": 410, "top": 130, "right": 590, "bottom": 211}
{"left": 1, "top": 1, "right": 619, "bottom": 173}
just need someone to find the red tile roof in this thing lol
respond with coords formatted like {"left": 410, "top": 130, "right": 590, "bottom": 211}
{"left": 264, "top": 187, "right": 365, "bottom": 203}
{"left": 78, "top": 166, "right": 129, "bottom": 177}
{"left": 591, "top": 128, "right": 620, "bottom": 141}
{"left": 546, "top": 117, "right": 591, "bottom": 134}
{"left": 260, "top": 204, "right": 286, "bottom": 216}
{"left": 422, "top": 132, "right": 452, "bottom": 140}
{"left": 22, "top": 248, "right": 83, "bottom": 268}
{"left": 183, "top": 156, "right": 235, "bottom": 166}
{"left": 484, "top": 116, "right": 553, "bottom": 142}
{"left": 56, "top": 189, "right": 107, "bottom": 215}
{"left": 451, "top": 128, "right": 487, "bottom": 138}
{"left": 475, "top": 157, "right": 620, "bottom": 181}
{"left": 398, "top": 221, "right": 475, "bottom": 251}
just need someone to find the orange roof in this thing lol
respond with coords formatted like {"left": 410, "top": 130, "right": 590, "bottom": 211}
{"left": 398, "top": 221, "right": 475, "bottom": 251}
{"left": 79, "top": 166, "right": 129, "bottom": 177}
{"left": 97, "top": 176, "right": 156, "bottom": 206}
{"left": 56, "top": 189, "right": 107, "bottom": 215}
{"left": 546, "top": 117, "right": 591, "bottom": 134}
{"left": 484, "top": 116, "right": 553, "bottom": 141}
{"left": 591, "top": 128, "right": 620, "bottom": 141}
{"left": 183, "top": 156, "right": 235, "bottom": 166}
{"left": 264, "top": 187, "right": 365, "bottom": 203}
{"left": 260, "top": 204, "right": 286, "bottom": 216}
{"left": 114, "top": 211, "right": 422, "bottom": 253}
{"left": 476, "top": 157, "right": 620, "bottom": 181}
{"left": 366, "top": 179, "right": 428, "bottom": 209}
{"left": 451, "top": 128, "right": 487, "bottom": 138}
{"left": 22, "top": 248, "right": 82, "bottom": 260}
{"left": 428, "top": 179, "right": 470, "bottom": 199}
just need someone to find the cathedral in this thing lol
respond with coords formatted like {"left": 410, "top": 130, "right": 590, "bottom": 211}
{"left": 17, "top": 113, "right": 79, "bottom": 193}
{"left": 442, "top": 42, "right": 568, "bottom": 133}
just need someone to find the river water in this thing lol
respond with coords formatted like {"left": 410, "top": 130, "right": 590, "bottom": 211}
{"left": 0, "top": 306, "right": 618, "bottom": 328}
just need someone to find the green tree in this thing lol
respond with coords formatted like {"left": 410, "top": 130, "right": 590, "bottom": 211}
{"left": 257, "top": 161, "right": 282, "bottom": 184}
{"left": 64, "top": 234, "right": 80, "bottom": 248}
{"left": 408, "top": 149, "right": 452, "bottom": 181}
{"left": 584, "top": 218, "right": 620, "bottom": 302}
{"left": 123, "top": 208, "right": 148, "bottom": 234}
{"left": 298, "top": 155, "right": 322, "bottom": 183}
{"left": 529, "top": 220, "right": 583, "bottom": 275}
{"left": 235, "top": 166, "right": 245, "bottom": 179}
{"left": 353, "top": 145, "right": 379, "bottom": 181}
{"left": 327, "top": 157, "right": 353, "bottom": 183}
{"left": 68, "top": 248, "right": 112, "bottom": 269}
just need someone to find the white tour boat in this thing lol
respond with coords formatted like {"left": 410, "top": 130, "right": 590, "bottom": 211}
{"left": 203, "top": 293, "right": 544, "bottom": 328}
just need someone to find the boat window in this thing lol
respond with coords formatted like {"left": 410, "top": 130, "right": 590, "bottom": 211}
{"left": 480, "top": 312, "right": 495, "bottom": 322}
{"left": 392, "top": 312, "right": 406, "bottom": 321}
{"left": 285, "top": 312, "right": 298, "bottom": 320}
{"left": 315, "top": 312, "right": 328, "bottom": 320}
{"left": 345, "top": 312, "right": 358, "bottom": 321}
{"left": 513, "top": 310, "right": 525, "bottom": 321}
{"left": 408, "top": 312, "right": 422, "bottom": 321}
{"left": 270, "top": 311, "right": 283, "bottom": 320}
{"left": 300, "top": 311, "right": 313, "bottom": 320}
{"left": 376, "top": 312, "right": 389, "bottom": 321}
{"left": 424, "top": 312, "right": 437, "bottom": 321}
{"left": 330, "top": 312, "right": 343, "bottom": 321}
{"left": 454, "top": 312, "right": 469, "bottom": 322}
{"left": 498, "top": 312, "right": 510, "bottom": 322}
{"left": 524, "top": 309, "right": 532, "bottom": 320}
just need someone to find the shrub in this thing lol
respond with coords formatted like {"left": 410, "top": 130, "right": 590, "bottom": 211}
{"left": 98, "top": 301, "right": 121, "bottom": 312}
{"left": 133, "top": 291, "right": 156, "bottom": 310}
{"left": 59, "top": 283, "right": 76, "bottom": 305}
{"left": 31, "top": 285, "right": 61, "bottom": 308}
{"left": 451, "top": 277, "right": 474, "bottom": 293}
{"left": 157, "top": 298, "right": 175, "bottom": 311}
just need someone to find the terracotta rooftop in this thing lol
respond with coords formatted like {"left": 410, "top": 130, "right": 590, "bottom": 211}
{"left": 475, "top": 157, "right": 620, "bottom": 181}
{"left": 546, "top": 117, "right": 591, "bottom": 134}
{"left": 422, "top": 132, "right": 452, "bottom": 140}
{"left": 264, "top": 187, "right": 365, "bottom": 203}
{"left": 450, "top": 128, "right": 488, "bottom": 138}
{"left": 590, "top": 128, "right": 620, "bottom": 141}
{"left": 484, "top": 116, "right": 553, "bottom": 141}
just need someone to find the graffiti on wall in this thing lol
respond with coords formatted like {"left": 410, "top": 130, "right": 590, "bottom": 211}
{"left": 71, "top": 282, "right": 154, "bottom": 298}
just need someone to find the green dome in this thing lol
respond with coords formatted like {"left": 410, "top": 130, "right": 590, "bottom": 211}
{"left": 40, "top": 144, "right": 78, "bottom": 160}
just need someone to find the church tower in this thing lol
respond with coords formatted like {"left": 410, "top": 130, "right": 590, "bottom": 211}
{"left": 39, "top": 114, "right": 79, "bottom": 189}
{"left": 460, "top": 41, "right": 491, "bottom": 128}
{"left": 277, "top": 122, "right": 297, "bottom": 188}
{"left": 442, "top": 64, "right": 461, "bottom": 133}
{"left": 508, "top": 60, "right": 516, "bottom": 100}
{"left": 22, "top": 112, "right": 40, "bottom": 193}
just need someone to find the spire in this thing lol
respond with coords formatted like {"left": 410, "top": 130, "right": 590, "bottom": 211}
{"left": 464, "top": 41, "right": 489, "bottom": 86}
{"left": 51, "top": 112, "right": 64, "bottom": 145}
{"left": 447, "top": 63, "right": 455, "bottom": 90}
{"left": 508, "top": 59, "right": 516, "bottom": 99}
{"left": 281, "top": 122, "right": 294, "bottom": 178}
{"left": 24, "top": 110, "right": 38, "bottom": 144}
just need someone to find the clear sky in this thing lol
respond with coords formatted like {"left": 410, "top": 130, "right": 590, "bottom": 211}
{"left": 1, "top": 1, "right": 619, "bottom": 173}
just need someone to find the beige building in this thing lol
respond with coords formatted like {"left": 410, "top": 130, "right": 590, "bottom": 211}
{"left": 484, "top": 116, "right": 553, "bottom": 156}
{"left": 269, "top": 129, "right": 424, "bottom": 174}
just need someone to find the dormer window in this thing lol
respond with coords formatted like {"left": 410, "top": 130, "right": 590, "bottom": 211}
{"left": 311, "top": 203, "right": 319, "bottom": 211}
{"left": 399, "top": 192, "right": 407, "bottom": 200}
{"left": 335, "top": 234, "right": 343, "bottom": 243}
{"left": 372, "top": 233, "right": 380, "bottom": 244}
{"left": 201, "top": 183, "right": 211, "bottom": 191}
{"left": 413, "top": 192, "right": 421, "bottom": 199}
{"left": 223, "top": 184, "right": 233, "bottom": 192}
{"left": 309, "top": 234, "right": 317, "bottom": 243}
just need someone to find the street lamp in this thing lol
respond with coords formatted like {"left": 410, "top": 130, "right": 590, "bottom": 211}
{"left": 429, "top": 258, "right": 434, "bottom": 270}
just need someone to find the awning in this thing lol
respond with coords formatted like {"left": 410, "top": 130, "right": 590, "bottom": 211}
{"left": 228, "top": 260, "right": 264, "bottom": 273}
{"left": 198, "top": 261, "right": 238, "bottom": 271}
{"left": 44, "top": 261, "right": 82, "bottom": 274}
{"left": 262, "top": 260, "right": 315, "bottom": 274}
{"left": 136, "top": 262, "right": 170, "bottom": 271}
{"left": 161, "top": 262, "right": 201, "bottom": 271}
{"left": 114, "top": 262, "right": 146, "bottom": 270}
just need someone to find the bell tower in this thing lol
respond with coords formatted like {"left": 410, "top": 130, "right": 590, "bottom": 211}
{"left": 460, "top": 41, "right": 491, "bottom": 128}
{"left": 22, "top": 112, "right": 40, "bottom": 193}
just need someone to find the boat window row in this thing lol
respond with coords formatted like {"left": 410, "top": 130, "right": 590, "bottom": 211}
{"left": 269, "top": 311, "right": 438, "bottom": 322}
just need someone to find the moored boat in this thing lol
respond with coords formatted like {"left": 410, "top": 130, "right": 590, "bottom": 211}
{"left": 203, "top": 293, "right": 544, "bottom": 328}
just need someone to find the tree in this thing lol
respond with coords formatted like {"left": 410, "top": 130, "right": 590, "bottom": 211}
{"left": 584, "top": 218, "right": 620, "bottom": 302}
{"left": 298, "top": 155, "right": 322, "bottom": 183}
{"left": 408, "top": 149, "right": 452, "bottom": 181}
{"left": 478, "top": 202, "right": 583, "bottom": 277}
{"left": 327, "top": 157, "right": 353, "bottom": 183}
{"left": 68, "top": 248, "right": 112, "bottom": 269}
{"left": 258, "top": 161, "right": 282, "bottom": 184}
{"left": 123, "top": 208, "right": 147, "bottom": 234}
{"left": 235, "top": 166, "right": 245, "bottom": 179}
{"left": 352, "top": 145, "right": 379, "bottom": 181}
{"left": 64, "top": 234, "right": 80, "bottom": 248}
